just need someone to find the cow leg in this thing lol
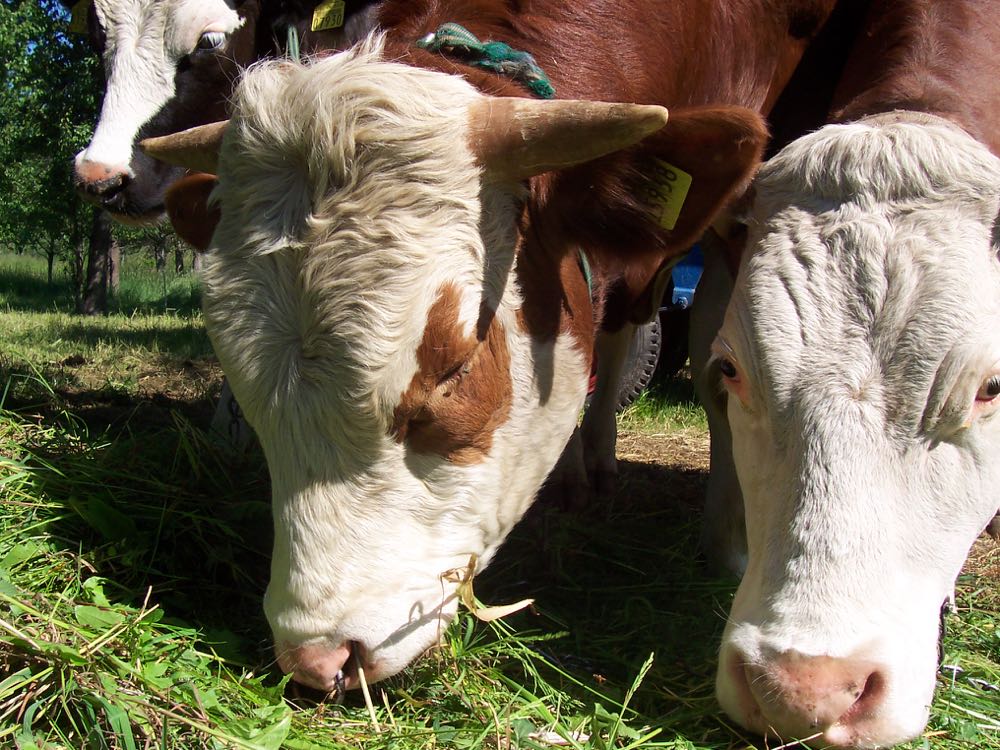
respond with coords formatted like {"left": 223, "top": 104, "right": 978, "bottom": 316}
{"left": 542, "top": 326, "right": 632, "bottom": 506}
{"left": 690, "top": 232, "right": 747, "bottom": 576}
{"left": 579, "top": 325, "right": 635, "bottom": 496}
{"left": 211, "top": 377, "right": 254, "bottom": 451}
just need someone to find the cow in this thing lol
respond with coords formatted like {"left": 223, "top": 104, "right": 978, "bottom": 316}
{"left": 688, "top": 0, "right": 1000, "bottom": 746}
{"left": 70, "top": 0, "right": 381, "bottom": 222}
{"left": 67, "top": 0, "right": 842, "bottom": 497}
{"left": 135, "top": 0, "right": 863, "bottom": 696}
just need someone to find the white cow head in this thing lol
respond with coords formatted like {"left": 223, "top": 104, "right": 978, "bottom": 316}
{"left": 147, "top": 39, "right": 765, "bottom": 691}
{"left": 72, "top": 0, "right": 381, "bottom": 222}
{"left": 714, "top": 113, "right": 1000, "bottom": 748}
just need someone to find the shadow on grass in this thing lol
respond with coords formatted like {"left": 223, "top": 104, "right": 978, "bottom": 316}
{"left": 110, "top": 281, "right": 202, "bottom": 317}
{"left": 0, "top": 265, "right": 77, "bottom": 313}
{"left": 6, "top": 390, "right": 275, "bottom": 666}
{"left": 479, "top": 454, "right": 739, "bottom": 742}
{"left": 7, "top": 369, "right": 737, "bottom": 743}
{"left": 40, "top": 319, "right": 211, "bottom": 360}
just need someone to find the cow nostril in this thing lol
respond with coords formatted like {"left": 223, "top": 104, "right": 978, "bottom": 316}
{"left": 74, "top": 161, "right": 131, "bottom": 201}
{"left": 842, "top": 669, "right": 886, "bottom": 723}
{"left": 739, "top": 650, "right": 890, "bottom": 742}
{"left": 276, "top": 640, "right": 354, "bottom": 693}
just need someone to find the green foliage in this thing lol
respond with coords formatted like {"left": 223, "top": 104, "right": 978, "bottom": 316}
{"left": 0, "top": 1, "right": 99, "bottom": 262}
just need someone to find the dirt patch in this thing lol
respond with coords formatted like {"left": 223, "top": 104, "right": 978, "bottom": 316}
{"left": 4, "top": 353, "right": 225, "bottom": 435}
{"left": 617, "top": 427, "right": 709, "bottom": 473}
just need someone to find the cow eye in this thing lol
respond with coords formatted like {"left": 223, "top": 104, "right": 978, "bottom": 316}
{"left": 719, "top": 358, "right": 738, "bottom": 380}
{"left": 196, "top": 31, "right": 228, "bottom": 52}
{"left": 977, "top": 374, "right": 1000, "bottom": 402}
{"left": 439, "top": 360, "right": 471, "bottom": 386}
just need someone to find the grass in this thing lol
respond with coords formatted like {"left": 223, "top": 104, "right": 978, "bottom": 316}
{"left": 0, "top": 252, "right": 998, "bottom": 749}
{"left": 0, "top": 252, "right": 201, "bottom": 317}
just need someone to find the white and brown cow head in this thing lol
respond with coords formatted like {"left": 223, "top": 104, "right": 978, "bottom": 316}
{"left": 146, "top": 40, "right": 765, "bottom": 691}
{"left": 71, "top": 0, "right": 379, "bottom": 222}
{"left": 713, "top": 113, "right": 1000, "bottom": 747}
{"left": 72, "top": 0, "right": 253, "bottom": 221}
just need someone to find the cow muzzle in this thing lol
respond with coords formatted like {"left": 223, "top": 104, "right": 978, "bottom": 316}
{"left": 719, "top": 643, "right": 927, "bottom": 749}
{"left": 276, "top": 640, "right": 380, "bottom": 694}
{"left": 73, "top": 158, "right": 132, "bottom": 208}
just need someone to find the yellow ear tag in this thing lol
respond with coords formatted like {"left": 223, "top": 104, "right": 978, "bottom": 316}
{"left": 644, "top": 159, "right": 693, "bottom": 231}
{"left": 312, "top": 0, "right": 346, "bottom": 31}
{"left": 69, "top": 0, "right": 91, "bottom": 34}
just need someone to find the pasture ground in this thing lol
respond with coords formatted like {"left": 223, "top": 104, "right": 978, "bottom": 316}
{"left": 1, "top": 253, "right": 998, "bottom": 749}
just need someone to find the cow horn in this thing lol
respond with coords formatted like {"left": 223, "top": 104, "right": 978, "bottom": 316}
{"left": 467, "top": 98, "right": 669, "bottom": 182}
{"left": 139, "top": 121, "right": 229, "bottom": 174}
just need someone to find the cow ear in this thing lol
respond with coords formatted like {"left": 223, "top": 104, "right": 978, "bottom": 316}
{"left": 165, "top": 173, "right": 220, "bottom": 251}
{"left": 563, "top": 105, "right": 766, "bottom": 329}
{"left": 708, "top": 186, "right": 756, "bottom": 278}
{"left": 634, "top": 106, "right": 766, "bottom": 253}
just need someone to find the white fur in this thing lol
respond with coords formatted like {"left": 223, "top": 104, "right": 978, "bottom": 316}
{"left": 75, "top": 0, "right": 243, "bottom": 171}
{"left": 200, "top": 43, "right": 588, "bottom": 680}
{"left": 714, "top": 114, "right": 1000, "bottom": 747}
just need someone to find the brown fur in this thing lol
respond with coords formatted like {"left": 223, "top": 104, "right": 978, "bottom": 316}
{"left": 829, "top": 0, "right": 1000, "bottom": 156}
{"left": 164, "top": 173, "right": 219, "bottom": 251}
{"left": 166, "top": 0, "right": 866, "bottom": 334}
{"left": 391, "top": 284, "right": 513, "bottom": 464}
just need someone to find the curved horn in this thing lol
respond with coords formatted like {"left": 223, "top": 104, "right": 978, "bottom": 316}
{"left": 139, "top": 120, "right": 229, "bottom": 174}
{"left": 468, "top": 98, "right": 668, "bottom": 182}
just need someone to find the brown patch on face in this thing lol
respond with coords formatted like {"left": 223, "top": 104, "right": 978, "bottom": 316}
{"left": 391, "top": 283, "right": 512, "bottom": 465}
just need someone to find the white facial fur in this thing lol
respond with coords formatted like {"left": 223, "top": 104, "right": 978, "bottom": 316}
{"left": 199, "top": 42, "right": 589, "bottom": 681}
{"left": 715, "top": 114, "right": 1000, "bottom": 747}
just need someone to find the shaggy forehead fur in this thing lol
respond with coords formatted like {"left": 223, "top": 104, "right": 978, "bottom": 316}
{"left": 737, "top": 115, "right": 1000, "bottom": 433}
{"left": 204, "top": 42, "right": 506, "bottom": 442}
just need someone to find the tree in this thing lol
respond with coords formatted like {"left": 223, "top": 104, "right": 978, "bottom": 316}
{"left": 0, "top": 0, "right": 100, "bottom": 290}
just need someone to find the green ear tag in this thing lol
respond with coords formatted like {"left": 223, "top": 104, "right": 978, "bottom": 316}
{"left": 312, "top": 0, "right": 346, "bottom": 31}
{"left": 644, "top": 159, "right": 693, "bottom": 231}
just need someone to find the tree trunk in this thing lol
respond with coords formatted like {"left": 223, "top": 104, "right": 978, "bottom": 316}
{"left": 46, "top": 238, "right": 56, "bottom": 285}
{"left": 108, "top": 239, "right": 121, "bottom": 293}
{"left": 78, "top": 209, "right": 112, "bottom": 316}
{"left": 192, "top": 251, "right": 203, "bottom": 272}
{"left": 174, "top": 241, "right": 185, "bottom": 274}
{"left": 154, "top": 237, "right": 166, "bottom": 271}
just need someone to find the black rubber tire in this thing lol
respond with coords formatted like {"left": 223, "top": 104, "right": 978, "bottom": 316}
{"left": 615, "top": 317, "right": 662, "bottom": 411}
{"left": 653, "top": 305, "right": 691, "bottom": 383}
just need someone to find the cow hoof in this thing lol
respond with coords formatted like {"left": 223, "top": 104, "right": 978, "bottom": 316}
{"left": 986, "top": 512, "right": 1000, "bottom": 541}
{"left": 590, "top": 469, "right": 618, "bottom": 497}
